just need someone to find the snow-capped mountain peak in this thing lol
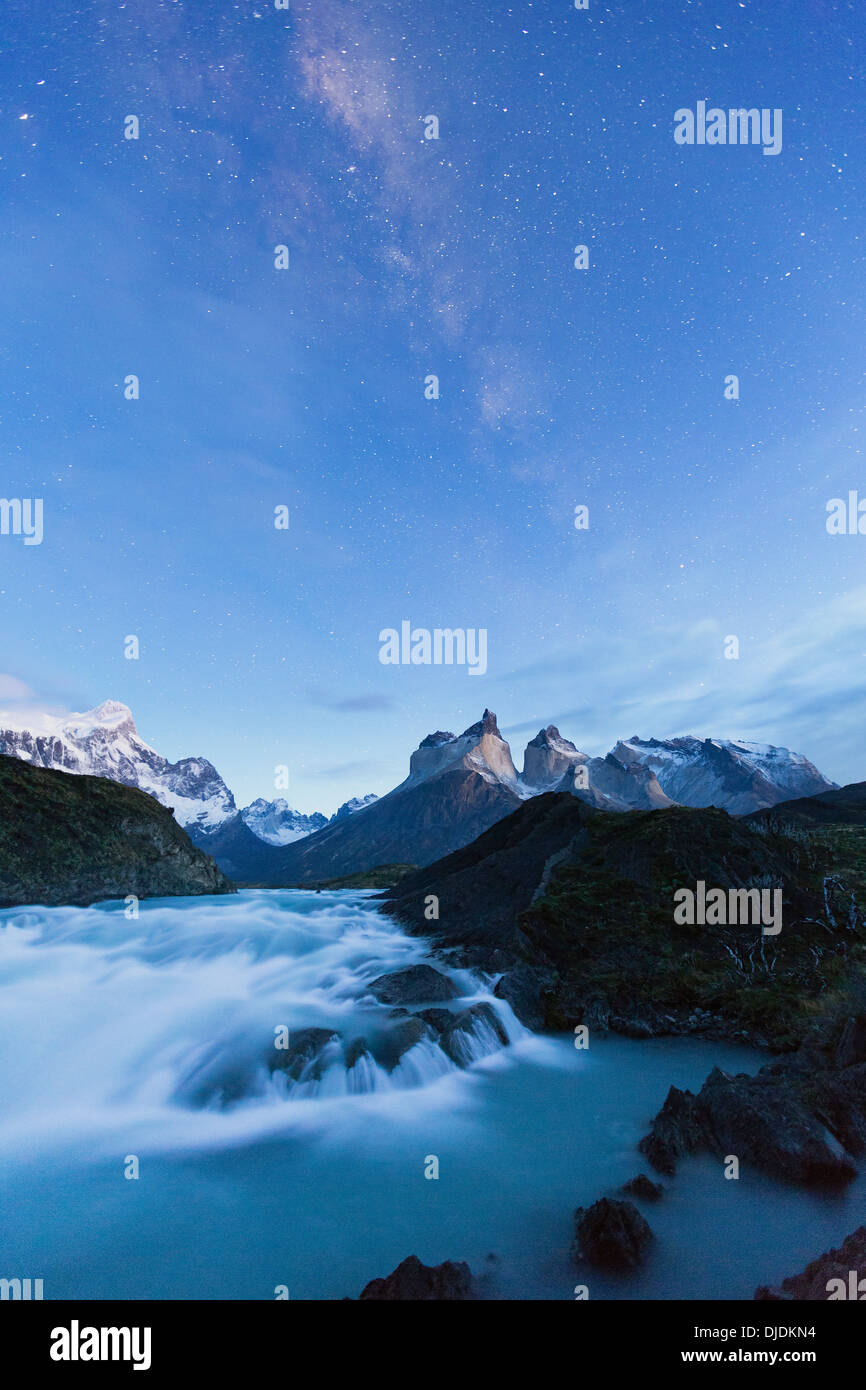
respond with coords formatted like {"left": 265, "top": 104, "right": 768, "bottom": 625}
{"left": 0, "top": 698, "right": 143, "bottom": 742}
{"left": 0, "top": 699, "right": 235, "bottom": 831}
{"left": 239, "top": 798, "right": 328, "bottom": 846}
{"left": 330, "top": 794, "right": 379, "bottom": 821}
{"left": 612, "top": 734, "right": 836, "bottom": 814}
{"left": 0, "top": 697, "right": 840, "bottom": 861}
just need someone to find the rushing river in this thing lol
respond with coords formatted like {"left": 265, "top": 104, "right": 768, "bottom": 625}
{"left": 0, "top": 889, "right": 862, "bottom": 1300}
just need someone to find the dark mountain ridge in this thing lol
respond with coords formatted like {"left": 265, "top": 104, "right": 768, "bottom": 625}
{"left": 745, "top": 780, "right": 866, "bottom": 829}
{"left": 383, "top": 789, "right": 866, "bottom": 1048}
{"left": 0, "top": 753, "right": 233, "bottom": 907}
{"left": 211, "top": 711, "right": 523, "bottom": 884}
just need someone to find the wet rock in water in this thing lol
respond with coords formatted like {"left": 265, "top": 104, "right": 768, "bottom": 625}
{"left": 572, "top": 1198, "right": 653, "bottom": 1270}
{"left": 639, "top": 1066, "right": 858, "bottom": 1187}
{"left": 493, "top": 965, "right": 546, "bottom": 1032}
{"left": 359, "top": 1255, "right": 474, "bottom": 1300}
{"left": 755, "top": 1226, "right": 866, "bottom": 1300}
{"left": 623, "top": 1173, "right": 664, "bottom": 1201}
{"left": 417, "top": 1007, "right": 455, "bottom": 1034}
{"left": 269, "top": 1027, "right": 340, "bottom": 1083}
{"left": 374, "top": 1016, "right": 436, "bottom": 1070}
{"left": 344, "top": 1037, "right": 370, "bottom": 1069}
{"left": 367, "top": 964, "right": 460, "bottom": 1005}
{"left": 438, "top": 1002, "right": 509, "bottom": 1066}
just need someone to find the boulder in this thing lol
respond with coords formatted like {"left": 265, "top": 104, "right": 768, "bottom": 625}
{"left": 269, "top": 1027, "right": 340, "bottom": 1083}
{"left": 367, "top": 964, "right": 460, "bottom": 1005}
{"left": 572, "top": 1198, "right": 653, "bottom": 1269}
{"left": 417, "top": 1008, "right": 455, "bottom": 1034}
{"left": 374, "top": 1016, "right": 436, "bottom": 1070}
{"left": 360, "top": 1255, "right": 474, "bottom": 1300}
{"left": 344, "top": 1037, "right": 371, "bottom": 1069}
{"left": 640, "top": 1067, "right": 857, "bottom": 1187}
{"left": 623, "top": 1173, "right": 664, "bottom": 1201}
{"left": 438, "top": 1002, "right": 509, "bottom": 1066}
{"left": 493, "top": 965, "right": 546, "bottom": 1031}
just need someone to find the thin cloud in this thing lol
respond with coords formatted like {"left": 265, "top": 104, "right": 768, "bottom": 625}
{"left": 331, "top": 694, "right": 395, "bottom": 713}
{"left": 0, "top": 675, "right": 34, "bottom": 701}
{"left": 493, "top": 588, "right": 866, "bottom": 784}
{"left": 305, "top": 688, "right": 396, "bottom": 713}
{"left": 306, "top": 759, "right": 384, "bottom": 780}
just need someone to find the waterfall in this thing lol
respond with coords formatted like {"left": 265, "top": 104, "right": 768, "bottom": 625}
{"left": 0, "top": 888, "right": 526, "bottom": 1147}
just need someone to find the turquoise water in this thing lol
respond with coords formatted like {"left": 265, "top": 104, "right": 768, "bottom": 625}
{"left": 0, "top": 889, "right": 860, "bottom": 1300}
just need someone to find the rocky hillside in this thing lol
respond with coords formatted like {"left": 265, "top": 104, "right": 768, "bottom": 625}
{"left": 384, "top": 792, "right": 866, "bottom": 1048}
{"left": 0, "top": 754, "right": 234, "bottom": 907}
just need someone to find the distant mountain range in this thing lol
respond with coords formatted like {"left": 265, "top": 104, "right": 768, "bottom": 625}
{"left": 0, "top": 700, "right": 237, "bottom": 832}
{"left": 0, "top": 699, "right": 837, "bottom": 883}
{"left": 255, "top": 713, "right": 835, "bottom": 885}
{"left": 239, "top": 799, "right": 328, "bottom": 845}
{"left": 0, "top": 700, "right": 377, "bottom": 843}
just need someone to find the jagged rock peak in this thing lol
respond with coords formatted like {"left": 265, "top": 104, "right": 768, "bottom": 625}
{"left": 521, "top": 724, "right": 587, "bottom": 791}
{"left": 419, "top": 730, "right": 457, "bottom": 749}
{"left": 407, "top": 710, "right": 518, "bottom": 790}
{"left": 528, "top": 725, "right": 579, "bottom": 751}
{"left": 461, "top": 709, "right": 502, "bottom": 739}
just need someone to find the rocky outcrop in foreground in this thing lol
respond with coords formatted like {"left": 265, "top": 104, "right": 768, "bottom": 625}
{"left": 640, "top": 1016, "right": 866, "bottom": 1187}
{"left": 755, "top": 1227, "right": 866, "bottom": 1300}
{"left": 359, "top": 1256, "right": 474, "bottom": 1300}
{"left": 0, "top": 754, "right": 233, "bottom": 907}
{"left": 572, "top": 1198, "right": 653, "bottom": 1269}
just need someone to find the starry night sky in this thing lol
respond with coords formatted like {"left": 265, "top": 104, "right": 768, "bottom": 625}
{"left": 1, "top": 0, "right": 864, "bottom": 812}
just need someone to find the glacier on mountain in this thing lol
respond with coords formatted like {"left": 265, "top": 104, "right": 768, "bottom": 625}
{"left": 0, "top": 699, "right": 839, "bottom": 852}
{"left": 0, "top": 700, "right": 236, "bottom": 831}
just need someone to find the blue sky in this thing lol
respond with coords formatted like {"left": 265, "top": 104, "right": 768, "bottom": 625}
{"left": 0, "top": 0, "right": 864, "bottom": 813}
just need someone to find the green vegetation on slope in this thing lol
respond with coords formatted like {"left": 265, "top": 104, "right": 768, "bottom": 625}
{"left": 0, "top": 754, "right": 233, "bottom": 907}
{"left": 518, "top": 807, "right": 866, "bottom": 1049}
{"left": 307, "top": 863, "right": 417, "bottom": 890}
